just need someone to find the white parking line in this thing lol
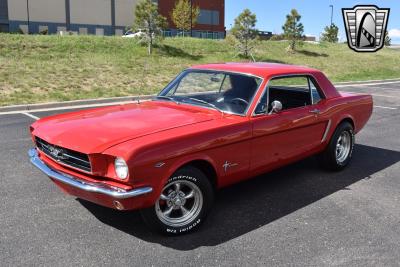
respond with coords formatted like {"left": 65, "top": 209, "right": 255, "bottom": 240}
{"left": 340, "top": 91, "right": 400, "bottom": 99}
{"left": 374, "top": 106, "right": 398, "bottom": 110}
{"left": 368, "top": 93, "right": 400, "bottom": 99}
{"left": 22, "top": 112, "right": 40, "bottom": 120}
{"left": 366, "top": 88, "right": 400, "bottom": 92}
{"left": 341, "top": 92, "right": 399, "bottom": 110}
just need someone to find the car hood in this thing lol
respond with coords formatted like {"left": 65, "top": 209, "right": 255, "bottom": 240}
{"left": 32, "top": 101, "right": 216, "bottom": 154}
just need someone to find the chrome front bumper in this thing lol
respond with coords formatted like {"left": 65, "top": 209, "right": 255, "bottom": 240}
{"left": 28, "top": 148, "right": 153, "bottom": 199}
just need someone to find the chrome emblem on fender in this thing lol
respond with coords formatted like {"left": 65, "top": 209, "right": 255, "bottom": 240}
{"left": 223, "top": 161, "right": 238, "bottom": 172}
{"left": 154, "top": 162, "right": 166, "bottom": 168}
{"left": 342, "top": 5, "right": 390, "bottom": 52}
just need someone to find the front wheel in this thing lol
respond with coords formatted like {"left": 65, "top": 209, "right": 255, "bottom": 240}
{"left": 141, "top": 166, "right": 214, "bottom": 235}
{"left": 318, "top": 122, "right": 355, "bottom": 171}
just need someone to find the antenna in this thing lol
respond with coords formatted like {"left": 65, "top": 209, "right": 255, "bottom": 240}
{"left": 250, "top": 53, "right": 256, "bottom": 62}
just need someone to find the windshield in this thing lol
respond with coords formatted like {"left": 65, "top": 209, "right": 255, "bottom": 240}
{"left": 157, "top": 70, "right": 263, "bottom": 115}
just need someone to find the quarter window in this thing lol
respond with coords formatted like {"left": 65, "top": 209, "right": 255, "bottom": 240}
{"left": 310, "top": 79, "right": 322, "bottom": 104}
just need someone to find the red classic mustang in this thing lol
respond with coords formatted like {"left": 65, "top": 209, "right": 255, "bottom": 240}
{"left": 29, "top": 63, "right": 373, "bottom": 234}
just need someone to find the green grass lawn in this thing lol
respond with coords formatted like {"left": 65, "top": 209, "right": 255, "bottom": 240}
{"left": 1, "top": 33, "right": 400, "bottom": 106}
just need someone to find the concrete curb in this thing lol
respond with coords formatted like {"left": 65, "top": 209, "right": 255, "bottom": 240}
{"left": 0, "top": 95, "right": 154, "bottom": 113}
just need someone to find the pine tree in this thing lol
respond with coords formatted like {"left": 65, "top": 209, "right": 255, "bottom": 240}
{"left": 320, "top": 23, "right": 339, "bottom": 43}
{"left": 230, "top": 9, "right": 258, "bottom": 58}
{"left": 282, "top": 9, "right": 304, "bottom": 52}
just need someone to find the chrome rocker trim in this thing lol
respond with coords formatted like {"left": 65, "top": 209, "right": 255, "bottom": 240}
{"left": 28, "top": 148, "right": 153, "bottom": 199}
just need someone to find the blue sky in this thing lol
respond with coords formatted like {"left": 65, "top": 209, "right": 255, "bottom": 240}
{"left": 225, "top": 0, "right": 400, "bottom": 44}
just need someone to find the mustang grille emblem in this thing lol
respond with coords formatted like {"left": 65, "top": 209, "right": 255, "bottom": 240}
{"left": 48, "top": 146, "right": 68, "bottom": 160}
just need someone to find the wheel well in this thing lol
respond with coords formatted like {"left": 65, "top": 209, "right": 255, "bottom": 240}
{"left": 339, "top": 117, "right": 355, "bottom": 131}
{"left": 182, "top": 160, "right": 218, "bottom": 190}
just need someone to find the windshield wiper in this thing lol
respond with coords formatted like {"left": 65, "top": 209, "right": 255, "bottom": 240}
{"left": 154, "top": 95, "right": 180, "bottom": 104}
{"left": 187, "top": 98, "right": 224, "bottom": 114}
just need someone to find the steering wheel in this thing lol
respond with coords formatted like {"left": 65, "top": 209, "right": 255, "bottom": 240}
{"left": 229, "top": 98, "right": 249, "bottom": 106}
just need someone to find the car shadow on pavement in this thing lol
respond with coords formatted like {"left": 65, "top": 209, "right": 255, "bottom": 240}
{"left": 79, "top": 144, "right": 400, "bottom": 251}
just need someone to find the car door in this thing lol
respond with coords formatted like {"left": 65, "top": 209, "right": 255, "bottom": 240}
{"left": 250, "top": 75, "right": 329, "bottom": 174}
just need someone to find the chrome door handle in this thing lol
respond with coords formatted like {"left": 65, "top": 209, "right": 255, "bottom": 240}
{"left": 309, "top": 109, "right": 320, "bottom": 114}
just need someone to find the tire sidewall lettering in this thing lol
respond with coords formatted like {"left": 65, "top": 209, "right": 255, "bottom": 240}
{"left": 165, "top": 218, "right": 201, "bottom": 234}
{"left": 169, "top": 175, "right": 197, "bottom": 183}
{"left": 178, "top": 218, "right": 201, "bottom": 233}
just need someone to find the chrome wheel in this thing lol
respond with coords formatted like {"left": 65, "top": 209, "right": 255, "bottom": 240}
{"left": 336, "top": 131, "right": 351, "bottom": 163}
{"left": 155, "top": 180, "right": 203, "bottom": 227}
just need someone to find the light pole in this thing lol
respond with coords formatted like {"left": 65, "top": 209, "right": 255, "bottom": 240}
{"left": 329, "top": 5, "right": 333, "bottom": 26}
{"left": 190, "top": 0, "right": 193, "bottom": 37}
{"left": 26, "top": 0, "right": 30, "bottom": 34}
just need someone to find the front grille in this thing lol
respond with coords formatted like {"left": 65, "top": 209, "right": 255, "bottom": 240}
{"left": 35, "top": 137, "right": 91, "bottom": 173}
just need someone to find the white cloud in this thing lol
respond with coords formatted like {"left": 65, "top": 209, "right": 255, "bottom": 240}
{"left": 389, "top": 29, "right": 400, "bottom": 38}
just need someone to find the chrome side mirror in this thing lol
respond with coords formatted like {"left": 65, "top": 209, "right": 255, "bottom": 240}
{"left": 269, "top": 100, "right": 283, "bottom": 115}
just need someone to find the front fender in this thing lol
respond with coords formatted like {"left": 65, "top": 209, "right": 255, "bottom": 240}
{"left": 162, "top": 153, "right": 220, "bottom": 188}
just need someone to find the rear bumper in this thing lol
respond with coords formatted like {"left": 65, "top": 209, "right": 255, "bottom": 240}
{"left": 29, "top": 148, "right": 153, "bottom": 209}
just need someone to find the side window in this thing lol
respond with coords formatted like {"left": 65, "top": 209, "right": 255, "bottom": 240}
{"left": 269, "top": 76, "right": 310, "bottom": 91}
{"left": 255, "top": 76, "right": 321, "bottom": 115}
{"left": 309, "top": 79, "right": 323, "bottom": 104}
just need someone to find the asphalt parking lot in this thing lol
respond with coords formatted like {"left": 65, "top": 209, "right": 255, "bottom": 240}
{"left": 1, "top": 81, "right": 400, "bottom": 266}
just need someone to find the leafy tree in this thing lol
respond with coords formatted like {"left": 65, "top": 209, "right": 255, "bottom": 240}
{"left": 384, "top": 31, "right": 391, "bottom": 47}
{"left": 320, "top": 23, "right": 339, "bottom": 43}
{"left": 171, "top": 0, "right": 200, "bottom": 36}
{"left": 230, "top": 9, "right": 258, "bottom": 58}
{"left": 282, "top": 9, "right": 304, "bottom": 52}
{"left": 133, "top": 0, "right": 168, "bottom": 55}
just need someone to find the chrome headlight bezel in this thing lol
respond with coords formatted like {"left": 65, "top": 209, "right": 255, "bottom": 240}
{"left": 114, "top": 157, "right": 129, "bottom": 180}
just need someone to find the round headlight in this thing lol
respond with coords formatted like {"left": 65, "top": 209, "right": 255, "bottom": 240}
{"left": 115, "top": 157, "right": 129, "bottom": 180}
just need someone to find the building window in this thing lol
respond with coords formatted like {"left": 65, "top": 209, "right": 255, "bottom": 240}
{"left": 194, "top": 31, "right": 222, "bottom": 39}
{"left": 0, "top": 24, "right": 8, "bottom": 33}
{"left": 198, "top": 9, "right": 219, "bottom": 26}
{"left": 79, "top": 28, "right": 88, "bottom": 35}
{"left": 115, "top": 29, "right": 124, "bottom": 36}
{"left": 57, "top": 26, "right": 67, "bottom": 34}
{"left": 162, "top": 30, "right": 172, "bottom": 37}
{"left": 39, "top": 26, "right": 48, "bottom": 34}
{"left": 176, "top": 30, "right": 190, "bottom": 37}
{"left": 19, "top": 24, "right": 28, "bottom": 34}
{"left": 0, "top": 0, "right": 8, "bottom": 21}
{"left": 96, "top": 28, "right": 104, "bottom": 36}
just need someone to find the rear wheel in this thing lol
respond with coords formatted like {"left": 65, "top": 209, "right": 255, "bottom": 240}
{"left": 141, "top": 166, "right": 214, "bottom": 235}
{"left": 318, "top": 122, "right": 355, "bottom": 171}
